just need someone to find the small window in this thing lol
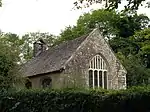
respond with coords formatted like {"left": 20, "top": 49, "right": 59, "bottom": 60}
{"left": 25, "top": 79, "right": 32, "bottom": 89}
{"left": 41, "top": 77, "right": 52, "bottom": 88}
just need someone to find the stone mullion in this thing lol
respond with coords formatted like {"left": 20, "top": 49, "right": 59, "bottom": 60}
{"left": 102, "top": 60, "right": 104, "bottom": 70}
{"left": 92, "top": 59, "right": 94, "bottom": 69}
{"left": 100, "top": 57, "right": 102, "bottom": 69}
{"left": 94, "top": 57, "right": 96, "bottom": 69}
{"left": 102, "top": 71, "right": 104, "bottom": 88}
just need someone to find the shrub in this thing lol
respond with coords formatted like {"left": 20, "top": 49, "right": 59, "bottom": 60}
{"left": 1, "top": 86, "right": 150, "bottom": 112}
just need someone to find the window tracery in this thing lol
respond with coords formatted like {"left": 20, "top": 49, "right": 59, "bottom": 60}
{"left": 89, "top": 55, "right": 108, "bottom": 89}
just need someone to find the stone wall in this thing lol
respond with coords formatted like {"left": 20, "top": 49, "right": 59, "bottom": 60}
{"left": 29, "top": 72, "right": 65, "bottom": 89}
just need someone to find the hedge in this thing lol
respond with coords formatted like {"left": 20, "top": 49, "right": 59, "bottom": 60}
{"left": 1, "top": 86, "right": 150, "bottom": 112}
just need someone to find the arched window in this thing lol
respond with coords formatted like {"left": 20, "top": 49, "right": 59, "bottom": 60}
{"left": 41, "top": 77, "right": 52, "bottom": 88}
{"left": 89, "top": 55, "right": 108, "bottom": 89}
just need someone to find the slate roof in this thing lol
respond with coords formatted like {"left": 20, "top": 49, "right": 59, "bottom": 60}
{"left": 22, "top": 34, "right": 89, "bottom": 77}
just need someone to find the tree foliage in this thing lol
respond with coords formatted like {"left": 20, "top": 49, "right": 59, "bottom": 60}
{"left": 59, "top": 9, "right": 149, "bottom": 41}
{"left": 0, "top": 33, "right": 24, "bottom": 89}
{"left": 117, "top": 52, "right": 150, "bottom": 87}
{"left": 2, "top": 86, "right": 150, "bottom": 111}
{"left": 131, "top": 28, "right": 150, "bottom": 68}
{"left": 74, "top": 0, "right": 150, "bottom": 10}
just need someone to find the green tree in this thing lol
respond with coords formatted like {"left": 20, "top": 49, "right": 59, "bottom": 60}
{"left": 0, "top": 33, "right": 24, "bottom": 90}
{"left": 74, "top": 0, "right": 150, "bottom": 10}
{"left": 0, "top": 33, "right": 24, "bottom": 63}
{"left": 114, "top": 28, "right": 150, "bottom": 87}
{"left": 59, "top": 9, "right": 149, "bottom": 42}
{"left": 109, "top": 37, "right": 139, "bottom": 56}
{"left": 0, "top": 0, "right": 149, "bottom": 10}
{"left": 59, "top": 9, "right": 119, "bottom": 42}
{"left": 117, "top": 52, "right": 150, "bottom": 87}
{"left": 131, "top": 28, "right": 150, "bottom": 68}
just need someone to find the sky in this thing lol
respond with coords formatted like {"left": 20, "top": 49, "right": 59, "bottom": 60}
{"left": 0, "top": 0, "right": 150, "bottom": 36}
